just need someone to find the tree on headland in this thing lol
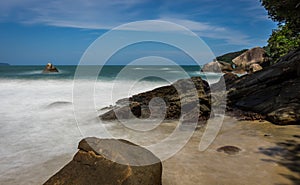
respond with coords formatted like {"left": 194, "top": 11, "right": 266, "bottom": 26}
{"left": 261, "top": 0, "right": 300, "bottom": 62}
{"left": 267, "top": 24, "right": 300, "bottom": 62}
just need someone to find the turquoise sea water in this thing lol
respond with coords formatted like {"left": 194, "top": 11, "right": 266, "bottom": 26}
{"left": 0, "top": 65, "right": 222, "bottom": 82}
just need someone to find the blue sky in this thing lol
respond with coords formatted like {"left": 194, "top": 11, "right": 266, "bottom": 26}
{"left": 0, "top": 0, "right": 277, "bottom": 65}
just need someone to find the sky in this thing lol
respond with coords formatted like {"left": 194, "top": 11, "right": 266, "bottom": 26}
{"left": 0, "top": 0, "right": 277, "bottom": 65}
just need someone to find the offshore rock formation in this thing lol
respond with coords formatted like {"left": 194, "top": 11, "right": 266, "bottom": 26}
{"left": 44, "top": 137, "right": 162, "bottom": 185}
{"left": 42, "top": 63, "right": 59, "bottom": 73}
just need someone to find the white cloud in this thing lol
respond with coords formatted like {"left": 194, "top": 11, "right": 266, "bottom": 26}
{"left": 159, "top": 18, "right": 250, "bottom": 45}
{"left": 0, "top": 0, "right": 251, "bottom": 45}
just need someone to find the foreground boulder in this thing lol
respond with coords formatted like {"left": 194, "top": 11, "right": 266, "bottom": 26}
{"left": 100, "top": 77, "right": 211, "bottom": 124}
{"left": 43, "top": 63, "right": 59, "bottom": 73}
{"left": 232, "top": 47, "right": 269, "bottom": 73}
{"left": 44, "top": 137, "right": 162, "bottom": 185}
{"left": 227, "top": 48, "right": 300, "bottom": 125}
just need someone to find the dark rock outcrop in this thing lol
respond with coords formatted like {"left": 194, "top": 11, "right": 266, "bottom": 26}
{"left": 232, "top": 47, "right": 269, "bottom": 73}
{"left": 100, "top": 77, "right": 211, "bottom": 124}
{"left": 44, "top": 137, "right": 162, "bottom": 185}
{"left": 222, "top": 73, "right": 239, "bottom": 86}
{"left": 227, "top": 48, "right": 300, "bottom": 125}
{"left": 211, "top": 72, "right": 239, "bottom": 91}
{"left": 43, "top": 63, "right": 59, "bottom": 73}
{"left": 100, "top": 49, "right": 299, "bottom": 125}
{"left": 100, "top": 102, "right": 142, "bottom": 120}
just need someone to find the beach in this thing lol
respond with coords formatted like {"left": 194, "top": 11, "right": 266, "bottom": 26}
{"left": 0, "top": 65, "right": 299, "bottom": 185}
{"left": 1, "top": 116, "right": 300, "bottom": 185}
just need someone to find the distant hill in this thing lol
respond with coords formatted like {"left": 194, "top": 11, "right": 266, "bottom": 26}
{"left": 216, "top": 49, "right": 248, "bottom": 64}
{"left": 0, "top": 63, "right": 10, "bottom": 66}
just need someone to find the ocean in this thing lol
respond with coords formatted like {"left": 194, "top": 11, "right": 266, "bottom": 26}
{"left": 0, "top": 65, "right": 222, "bottom": 80}
{"left": 0, "top": 65, "right": 222, "bottom": 184}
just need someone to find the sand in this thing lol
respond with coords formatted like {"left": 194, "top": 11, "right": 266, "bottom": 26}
{"left": 163, "top": 118, "right": 300, "bottom": 185}
{"left": 1, "top": 116, "right": 299, "bottom": 185}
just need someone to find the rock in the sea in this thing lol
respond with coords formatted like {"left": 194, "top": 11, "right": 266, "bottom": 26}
{"left": 44, "top": 137, "right": 162, "bottom": 185}
{"left": 46, "top": 101, "right": 72, "bottom": 108}
{"left": 232, "top": 47, "right": 269, "bottom": 73}
{"left": 217, "top": 145, "right": 241, "bottom": 155}
{"left": 100, "top": 77, "right": 211, "bottom": 124}
{"left": 43, "top": 63, "right": 59, "bottom": 73}
{"left": 228, "top": 48, "right": 300, "bottom": 125}
{"left": 201, "top": 60, "right": 233, "bottom": 73}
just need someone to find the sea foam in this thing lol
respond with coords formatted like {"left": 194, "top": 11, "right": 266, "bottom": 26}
{"left": 0, "top": 78, "right": 168, "bottom": 184}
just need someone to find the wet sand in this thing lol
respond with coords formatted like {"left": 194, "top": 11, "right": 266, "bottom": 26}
{"left": 163, "top": 117, "right": 300, "bottom": 185}
{"left": 1, "top": 116, "right": 299, "bottom": 185}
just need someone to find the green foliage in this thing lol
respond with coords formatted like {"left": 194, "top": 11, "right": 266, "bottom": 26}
{"left": 268, "top": 24, "right": 300, "bottom": 62}
{"left": 260, "top": 0, "right": 300, "bottom": 32}
{"left": 216, "top": 49, "right": 248, "bottom": 64}
{"left": 261, "top": 0, "right": 300, "bottom": 62}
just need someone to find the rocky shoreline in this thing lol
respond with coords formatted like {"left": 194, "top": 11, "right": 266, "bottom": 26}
{"left": 43, "top": 48, "right": 299, "bottom": 184}
{"left": 226, "top": 48, "right": 300, "bottom": 125}
{"left": 201, "top": 47, "right": 270, "bottom": 74}
{"left": 100, "top": 48, "right": 300, "bottom": 125}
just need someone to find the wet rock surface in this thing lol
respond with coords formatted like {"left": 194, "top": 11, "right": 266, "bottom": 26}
{"left": 100, "top": 77, "right": 212, "bottom": 124}
{"left": 217, "top": 145, "right": 242, "bottom": 155}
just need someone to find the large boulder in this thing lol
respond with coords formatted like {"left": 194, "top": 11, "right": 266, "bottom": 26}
{"left": 43, "top": 63, "right": 59, "bottom": 73}
{"left": 227, "top": 48, "right": 300, "bottom": 125}
{"left": 232, "top": 47, "right": 269, "bottom": 73}
{"left": 100, "top": 77, "right": 211, "bottom": 124}
{"left": 201, "top": 60, "right": 233, "bottom": 73}
{"left": 44, "top": 137, "right": 162, "bottom": 185}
